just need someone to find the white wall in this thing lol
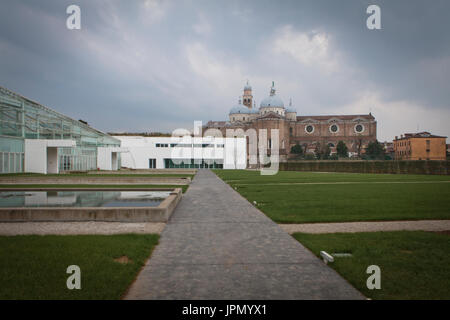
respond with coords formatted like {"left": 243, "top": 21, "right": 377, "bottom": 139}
{"left": 24, "top": 139, "right": 75, "bottom": 174}
{"left": 97, "top": 147, "right": 128, "bottom": 171}
{"left": 24, "top": 140, "right": 47, "bottom": 174}
{"left": 115, "top": 136, "right": 247, "bottom": 169}
{"left": 97, "top": 147, "right": 112, "bottom": 171}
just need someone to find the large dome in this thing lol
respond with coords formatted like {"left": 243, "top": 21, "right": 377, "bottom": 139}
{"left": 259, "top": 82, "right": 284, "bottom": 108}
{"left": 260, "top": 95, "right": 284, "bottom": 108}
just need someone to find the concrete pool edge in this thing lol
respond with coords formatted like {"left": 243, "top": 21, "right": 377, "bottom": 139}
{"left": 0, "top": 176, "right": 191, "bottom": 185}
{"left": 0, "top": 188, "right": 182, "bottom": 223}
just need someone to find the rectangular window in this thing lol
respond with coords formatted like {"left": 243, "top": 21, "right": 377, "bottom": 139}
{"left": 149, "top": 158, "right": 156, "bottom": 168}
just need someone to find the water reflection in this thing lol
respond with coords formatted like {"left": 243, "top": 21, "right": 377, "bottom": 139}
{"left": 0, "top": 191, "right": 171, "bottom": 208}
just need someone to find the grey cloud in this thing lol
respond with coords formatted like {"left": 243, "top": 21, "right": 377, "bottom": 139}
{"left": 0, "top": 0, "right": 449, "bottom": 140}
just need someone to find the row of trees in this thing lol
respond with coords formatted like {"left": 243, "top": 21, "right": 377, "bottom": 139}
{"left": 290, "top": 140, "right": 386, "bottom": 160}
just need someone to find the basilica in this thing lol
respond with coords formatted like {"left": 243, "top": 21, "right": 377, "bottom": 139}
{"left": 204, "top": 81, "right": 377, "bottom": 162}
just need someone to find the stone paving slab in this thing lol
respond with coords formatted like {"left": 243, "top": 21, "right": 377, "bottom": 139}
{"left": 125, "top": 170, "right": 364, "bottom": 300}
{"left": 280, "top": 220, "right": 450, "bottom": 234}
{"left": 142, "top": 222, "right": 319, "bottom": 265}
{"left": 126, "top": 263, "right": 361, "bottom": 300}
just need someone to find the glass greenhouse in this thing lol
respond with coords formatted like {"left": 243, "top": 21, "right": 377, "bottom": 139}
{"left": 0, "top": 86, "right": 120, "bottom": 173}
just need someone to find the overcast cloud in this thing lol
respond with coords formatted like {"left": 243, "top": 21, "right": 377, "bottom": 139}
{"left": 0, "top": 0, "right": 449, "bottom": 141}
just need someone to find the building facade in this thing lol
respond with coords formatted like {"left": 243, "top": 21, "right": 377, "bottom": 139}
{"left": 204, "top": 82, "right": 377, "bottom": 164}
{"left": 394, "top": 132, "right": 447, "bottom": 160}
{"left": 0, "top": 86, "right": 122, "bottom": 173}
{"left": 115, "top": 136, "right": 246, "bottom": 169}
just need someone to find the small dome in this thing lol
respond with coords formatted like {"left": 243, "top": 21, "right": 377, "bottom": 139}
{"left": 229, "top": 105, "right": 252, "bottom": 114}
{"left": 244, "top": 80, "right": 252, "bottom": 91}
{"left": 286, "top": 99, "right": 296, "bottom": 113}
{"left": 259, "top": 82, "right": 284, "bottom": 108}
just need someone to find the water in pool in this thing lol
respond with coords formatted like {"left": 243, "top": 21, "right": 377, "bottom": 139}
{"left": 0, "top": 191, "right": 171, "bottom": 208}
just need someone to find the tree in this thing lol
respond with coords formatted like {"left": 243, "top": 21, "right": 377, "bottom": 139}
{"left": 315, "top": 142, "right": 331, "bottom": 160}
{"left": 365, "top": 140, "right": 385, "bottom": 160}
{"left": 336, "top": 141, "right": 348, "bottom": 158}
{"left": 290, "top": 144, "right": 303, "bottom": 155}
{"left": 356, "top": 138, "right": 363, "bottom": 157}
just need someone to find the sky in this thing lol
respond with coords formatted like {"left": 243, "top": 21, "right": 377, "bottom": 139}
{"left": 0, "top": 0, "right": 449, "bottom": 141}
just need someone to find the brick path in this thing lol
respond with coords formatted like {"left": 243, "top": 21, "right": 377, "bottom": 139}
{"left": 125, "top": 170, "right": 363, "bottom": 299}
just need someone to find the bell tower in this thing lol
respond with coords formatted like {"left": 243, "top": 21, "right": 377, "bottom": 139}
{"left": 242, "top": 80, "right": 253, "bottom": 109}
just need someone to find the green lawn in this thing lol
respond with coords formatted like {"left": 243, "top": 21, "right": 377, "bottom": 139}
{"left": 0, "top": 234, "right": 159, "bottom": 300}
{"left": 213, "top": 170, "right": 450, "bottom": 223}
{"left": 214, "top": 170, "right": 450, "bottom": 184}
{"left": 293, "top": 231, "right": 450, "bottom": 300}
{"left": 0, "top": 184, "right": 189, "bottom": 193}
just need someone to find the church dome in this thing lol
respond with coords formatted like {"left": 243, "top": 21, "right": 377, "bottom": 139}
{"left": 229, "top": 98, "right": 251, "bottom": 114}
{"left": 229, "top": 105, "right": 251, "bottom": 114}
{"left": 259, "top": 82, "right": 284, "bottom": 108}
{"left": 285, "top": 99, "right": 296, "bottom": 113}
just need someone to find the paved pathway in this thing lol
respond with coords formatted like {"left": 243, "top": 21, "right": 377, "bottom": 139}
{"left": 125, "top": 170, "right": 363, "bottom": 300}
{"left": 280, "top": 220, "right": 450, "bottom": 234}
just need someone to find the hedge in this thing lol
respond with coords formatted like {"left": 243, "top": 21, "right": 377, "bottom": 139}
{"left": 279, "top": 160, "right": 450, "bottom": 175}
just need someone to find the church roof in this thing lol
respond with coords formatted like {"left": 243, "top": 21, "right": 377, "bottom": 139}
{"left": 296, "top": 114, "right": 375, "bottom": 121}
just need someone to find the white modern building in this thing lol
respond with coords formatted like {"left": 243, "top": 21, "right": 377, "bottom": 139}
{"left": 115, "top": 136, "right": 247, "bottom": 169}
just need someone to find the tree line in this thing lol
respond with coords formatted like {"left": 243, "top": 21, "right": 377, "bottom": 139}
{"left": 290, "top": 140, "right": 387, "bottom": 160}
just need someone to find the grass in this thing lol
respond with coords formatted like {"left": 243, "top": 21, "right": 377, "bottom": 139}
{"left": 213, "top": 170, "right": 450, "bottom": 223}
{"left": 293, "top": 231, "right": 450, "bottom": 300}
{"left": 213, "top": 170, "right": 450, "bottom": 184}
{"left": 0, "top": 184, "right": 189, "bottom": 193}
{"left": 0, "top": 234, "right": 159, "bottom": 300}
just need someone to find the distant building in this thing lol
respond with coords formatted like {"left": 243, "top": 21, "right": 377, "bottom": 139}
{"left": 114, "top": 136, "right": 246, "bottom": 169}
{"left": 381, "top": 141, "right": 395, "bottom": 159}
{"left": 204, "top": 81, "right": 377, "bottom": 165}
{"left": 393, "top": 132, "right": 447, "bottom": 160}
